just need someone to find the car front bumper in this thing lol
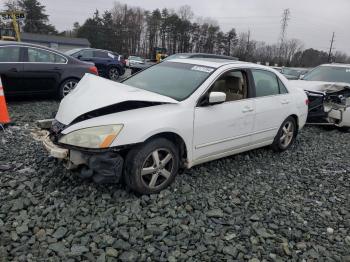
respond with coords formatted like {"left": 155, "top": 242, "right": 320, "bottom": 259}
{"left": 42, "top": 133, "right": 124, "bottom": 183}
{"left": 43, "top": 133, "right": 69, "bottom": 159}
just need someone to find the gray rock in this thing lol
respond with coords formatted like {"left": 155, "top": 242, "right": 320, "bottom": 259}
{"left": 206, "top": 209, "right": 224, "bottom": 218}
{"left": 70, "top": 245, "right": 89, "bottom": 256}
{"left": 106, "top": 247, "right": 119, "bottom": 258}
{"left": 49, "top": 242, "right": 69, "bottom": 256}
{"left": 119, "top": 251, "right": 138, "bottom": 262}
{"left": 52, "top": 227, "right": 67, "bottom": 239}
{"left": 222, "top": 246, "right": 237, "bottom": 257}
{"left": 16, "top": 224, "right": 28, "bottom": 235}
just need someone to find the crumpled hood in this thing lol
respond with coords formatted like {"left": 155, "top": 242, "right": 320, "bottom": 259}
{"left": 56, "top": 74, "right": 178, "bottom": 125}
{"left": 289, "top": 80, "right": 350, "bottom": 93}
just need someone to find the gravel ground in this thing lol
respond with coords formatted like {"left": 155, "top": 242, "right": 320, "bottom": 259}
{"left": 1, "top": 100, "right": 350, "bottom": 262}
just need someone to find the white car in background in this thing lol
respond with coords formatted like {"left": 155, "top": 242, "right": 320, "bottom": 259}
{"left": 290, "top": 63, "right": 350, "bottom": 130}
{"left": 126, "top": 56, "right": 145, "bottom": 67}
{"left": 43, "top": 59, "right": 308, "bottom": 194}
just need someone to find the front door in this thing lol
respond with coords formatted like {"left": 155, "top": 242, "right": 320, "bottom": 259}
{"left": 193, "top": 69, "right": 255, "bottom": 161}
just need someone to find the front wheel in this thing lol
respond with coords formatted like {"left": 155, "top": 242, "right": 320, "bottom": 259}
{"left": 124, "top": 138, "right": 179, "bottom": 194}
{"left": 271, "top": 116, "right": 297, "bottom": 152}
{"left": 58, "top": 79, "right": 79, "bottom": 99}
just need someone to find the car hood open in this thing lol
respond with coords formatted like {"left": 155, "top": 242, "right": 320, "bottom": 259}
{"left": 289, "top": 80, "right": 350, "bottom": 93}
{"left": 55, "top": 74, "right": 178, "bottom": 125}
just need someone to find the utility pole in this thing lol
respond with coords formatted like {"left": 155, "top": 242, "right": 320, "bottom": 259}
{"left": 328, "top": 32, "right": 335, "bottom": 63}
{"left": 245, "top": 30, "right": 250, "bottom": 61}
{"left": 279, "top": 8, "right": 290, "bottom": 65}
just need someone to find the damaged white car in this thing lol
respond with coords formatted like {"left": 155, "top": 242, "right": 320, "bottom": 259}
{"left": 290, "top": 64, "right": 350, "bottom": 130}
{"left": 43, "top": 59, "right": 308, "bottom": 194}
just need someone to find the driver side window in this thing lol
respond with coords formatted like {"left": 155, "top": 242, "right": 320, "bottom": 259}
{"left": 210, "top": 70, "right": 248, "bottom": 102}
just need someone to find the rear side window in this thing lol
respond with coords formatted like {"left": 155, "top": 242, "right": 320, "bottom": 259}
{"left": 80, "top": 50, "right": 93, "bottom": 58}
{"left": 94, "top": 51, "right": 109, "bottom": 58}
{"left": 0, "top": 46, "right": 21, "bottom": 62}
{"left": 28, "top": 48, "right": 67, "bottom": 63}
{"left": 252, "top": 69, "right": 280, "bottom": 97}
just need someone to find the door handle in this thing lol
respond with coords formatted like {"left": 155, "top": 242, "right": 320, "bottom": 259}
{"left": 281, "top": 99, "right": 290, "bottom": 105}
{"left": 53, "top": 67, "right": 61, "bottom": 70}
{"left": 242, "top": 106, "right": 254, "bottom": 113}
{"left": 9, "top": 68, "right": 18, "bottom": 72}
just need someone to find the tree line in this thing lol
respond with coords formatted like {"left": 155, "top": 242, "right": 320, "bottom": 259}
{"left": 2, "top": 0, "right": 350, "bottom": 67}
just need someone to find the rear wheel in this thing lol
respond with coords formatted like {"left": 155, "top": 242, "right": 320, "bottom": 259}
{"left": 339, "top": 126, "right": 350, "bottom": 132}
{"left": 272, "top": 116, "right": 297, "bottom": 152}
{"left": 108, "top": 67, "right": 120, "bottom": 81}
{"left": 59, "top": 79, "right": 79, "bottom": 99}
{"left": 124, "top": 138, "right": 179, "bottom": 194}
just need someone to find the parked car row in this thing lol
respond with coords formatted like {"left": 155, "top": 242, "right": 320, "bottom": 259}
{"left": 0, "top": 41, "right": 98, "bottom": 99}
{"left": 0, "top": 42, "right": 127, "bottom": 99}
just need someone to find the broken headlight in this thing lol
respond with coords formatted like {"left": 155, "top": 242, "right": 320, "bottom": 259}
{"left": 58, "top": 125, "right": 123, "bottom": 149}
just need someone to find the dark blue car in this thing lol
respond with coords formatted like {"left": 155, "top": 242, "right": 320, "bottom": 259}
{"left": 65, "top": 48, "right": 126, "bottom": 81}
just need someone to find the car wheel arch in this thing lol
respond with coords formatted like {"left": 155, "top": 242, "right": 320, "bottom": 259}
{"left": 144, "top": 132, "right": 189, "bottom": 168}
{"left": 290, "top": 114, "right": 299, "bottom": 134}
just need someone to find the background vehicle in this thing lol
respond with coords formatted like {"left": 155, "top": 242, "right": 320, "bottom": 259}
{"left": 126, "top": 56, "right": 144, "bottom": 67}
{"left": 281, "top": 67, "right": 310, "bottom": 80}
{"left": 66, "top": 48, "right": 125, "bottom": 81}
{"left": 129, "top": 53, "right": 239, "bottom": 75}
{"left": 44, "top": 59, "right": 308, "bottom": 194}
{"left": 0, "top": 41, "right": 98, "bottom": 98}
{"left": 290, "top": 64, "right": 350, "bottom": 129}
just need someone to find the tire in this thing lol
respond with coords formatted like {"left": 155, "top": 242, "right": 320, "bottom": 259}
{"left": 124, "top": 138, "right": 179, "bottom": 194}
{"left": 339, "top": 126, "right": 350, "bottom": 132}
{"left": 58, "top": 79, "right": 79, "bottom": 99}
{"left": 108, "top": 67, "right": 120, "bottom": 81}
{"left": 271, "top": 116, "right": 297, "bottom": 152}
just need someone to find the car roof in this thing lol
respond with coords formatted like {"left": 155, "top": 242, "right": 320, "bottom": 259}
{"left": 167, "top": 58, "right": 274, "bottom": 71}
{"left": 0, "top": 40, "right": 67, "bottom": 55}
{"left": 320, "top": 63, "right": 350, "bottom": 68}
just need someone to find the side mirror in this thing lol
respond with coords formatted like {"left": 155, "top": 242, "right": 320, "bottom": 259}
{"left": 209, "top": 92, "right": 226, "bottom": 105}
{"left": 77, "top": 55, "right": 82, "bottom": 59}
{"left": 299, "top": 74, "right": 304, "bottom": 80}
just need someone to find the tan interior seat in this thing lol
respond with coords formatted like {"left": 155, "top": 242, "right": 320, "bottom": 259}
{"left": 212, "top": 73, "right": 247, "bottom": 102}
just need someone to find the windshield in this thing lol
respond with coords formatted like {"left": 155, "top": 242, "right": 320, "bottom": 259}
{"left": 282, "top": 68, "right": 301, "bottom": 77}
{"left": 303, "top": 66, "right": 350, "bottom": 83}
{"left": 123, "top": 62, "right": 214, "bottom": 101}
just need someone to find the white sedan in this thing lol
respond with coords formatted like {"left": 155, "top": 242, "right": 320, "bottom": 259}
{"left": 43, "top": 59, "right": 308, "bottom": 194}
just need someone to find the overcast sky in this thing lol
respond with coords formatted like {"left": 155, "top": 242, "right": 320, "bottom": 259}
{"left": 2, "top": 0, "right": 350, "bottom": 54}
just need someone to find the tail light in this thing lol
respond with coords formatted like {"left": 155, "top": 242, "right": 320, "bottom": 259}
{"left": 305, "top": 99, "right": 309, "bottom": 105}
{"left": 89, "top": 66, "right": 98, "bottom": 75}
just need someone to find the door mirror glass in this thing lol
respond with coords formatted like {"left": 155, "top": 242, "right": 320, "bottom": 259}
{"left": 209, "top": 92, "right": 226, "bottom": 104}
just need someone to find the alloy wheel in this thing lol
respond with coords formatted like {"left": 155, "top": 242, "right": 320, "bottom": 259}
{"left": 62, "top": 80, "right": 78, "bottom": 96}
{"left": 140, "top": 149, "right": 174, "bottom": 189}
{"left": 280, "top": 121, "right": 294, "bottom": 148}
{"left": 109, "top": 68, "right": 120, "bottom": 81}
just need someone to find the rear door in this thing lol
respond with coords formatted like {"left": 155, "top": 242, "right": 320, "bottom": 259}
{"left": 250, "top": 69, "right": 292, "bottom": 143}
{"left": 0, "top": 45, "right": 24, "bottom": 95}
{"left": 21, "top": 46, "right": 67, "bottom": 93}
